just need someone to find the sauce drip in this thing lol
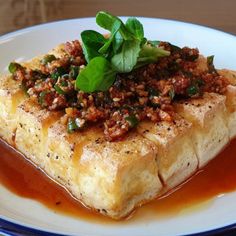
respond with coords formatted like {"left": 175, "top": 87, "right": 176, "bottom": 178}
{"left": 0, "top": 139, "right": 236, "bottom": 222}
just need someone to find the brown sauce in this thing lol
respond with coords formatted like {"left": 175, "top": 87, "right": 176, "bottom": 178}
{"left": 0, "top": 138, "right": 236, "bottom": 223}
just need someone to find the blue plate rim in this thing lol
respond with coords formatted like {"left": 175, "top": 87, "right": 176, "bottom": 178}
{"left": 1, "top": 216, "right": 236, "bottom": 236}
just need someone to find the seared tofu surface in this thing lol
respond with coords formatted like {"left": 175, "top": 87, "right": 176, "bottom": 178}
{"left": 175, "top": 93, "right": 229, "bottom": 167}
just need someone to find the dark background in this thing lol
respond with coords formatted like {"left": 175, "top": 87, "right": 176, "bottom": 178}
{"left": 0, "top": 0, "right": 235, "bottom": 35}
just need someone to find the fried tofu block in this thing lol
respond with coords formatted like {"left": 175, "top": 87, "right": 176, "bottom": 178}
{"left": 137, "top": 115, "right": 198, "bottom": 192}
{"left": 1, "top": 43, "right": 236, "bottom": 220}
{"left": 14, "top": 103, "right": 162, "bottom": 219}
{"left": 0, "top": 76, "right": 25, "bottom": 144}
{"left": 223, "top": 85, "right": 236, "bottom": 138}
{"left": 196, "top": 58, "right": 236, "bottom": 139}
{"left": 45, "top": 122, "right": 162, "bottom": 219}
{"left": 218, "top": 69, "right": 236, "bottom": 86}
{"left": 175, "top": 93, "right": 229, "bottom": 167}
{"left": 81, "top": 134, "right": 162, "bottom": 218}
{"left": 15, "top": 100, "right": 62, "bottom": 166}
{"left": 218, "top": 69, "right": 236, "bottom": 138}
{"left": 196, "top": 57, "right": 236, "bottom": 139}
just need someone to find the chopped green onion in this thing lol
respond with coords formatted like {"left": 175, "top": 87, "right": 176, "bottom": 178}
{"left": 8, "top": 62, "right": 23, "bottom": 74}
{"left": 169, "top": 43, "right": 181, "bottom": 52}
{"left": 207, "top": 55, "right": 214, "bottom": 65}
{"left": 69, "top": 65, "right": 79, "bottom": 78}
{"left": 148, "top": 87, "right": 159, "bottom": 97}
{"left": 207, "top": 55, "right": 217, "bottom": 72}
{"left": 60, "top": 80, "right": 68, "bottom": 87}
{"left": 196, "top": 79, "right": 205, "bottom": 87}
{"left": 186, "top": 54, "right": 198, "bottom": 61}
{"left": 20, "top": 81, "right": 29, "bottom": 96}
{"left": 51, "top": 67, "right": 66, "bottom": 80}
{"left": 169, "top": 88, "right": 175, "bottom": 100}
{"left": 125, "top": 115, "right": 139, "bottom": 128}
{"left": 187, "top": 85, "right": 198, "bottom": 96}
{"left": 67, "top": 118, "right": 79, "bottom": 133}
{"left": 54, "top": 84, "right": 66, "bottom": 95}
{"left": 41, "top": 54, "right": 56, "bottom": 65}
{"left": 38, "top": 91, "right": 49, "bottom": 105}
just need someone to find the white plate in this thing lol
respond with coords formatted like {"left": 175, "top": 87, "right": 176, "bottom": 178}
{"left": 0, "top": 17, "right": 236, "bottom": 236}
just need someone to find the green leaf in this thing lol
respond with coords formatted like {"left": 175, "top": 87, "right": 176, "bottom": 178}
{"left": 125, "top": 17, "right": 144, "bottom": 40}
{"left": 81, "top": 30, "right": 106, "bottom": 62}
{"left": 96, "top": 11, "right": 118, "bottom": 31}
{"left": 112, "top": 31, "right": 123, "bottom": 54}
{"left": 141, "top": 37, "right": 147, "bottom": 46}
{"left": 96, "top": 11, "right": 133, "bottom": 40}
{"left": 111, "top": 40, "right": 141, "bottom": 73}
{"left": 99, "top": 20, "right": 121, "bottom": 55}
{"left": 76, "top": 57, "right": 116, "bottom": 92}
{"left": 136, "top": 44, "right": 170, "bottom": 68}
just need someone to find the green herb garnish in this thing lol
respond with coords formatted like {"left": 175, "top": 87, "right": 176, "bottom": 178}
{"left": 76, "top": 57, "right": 116, "bottom": 92}
{"left": 81, "top": 30, "right": 106, "bottom": 62}
{"left": 111, "top": 39, "right": 141, "bottom": 72}
{"left": 76, "top": 11, "right": 170, "bottom": 93}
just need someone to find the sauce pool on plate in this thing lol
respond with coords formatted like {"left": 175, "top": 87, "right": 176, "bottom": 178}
{"left": 0, "top": 138, "right": 236, "bottom": 222}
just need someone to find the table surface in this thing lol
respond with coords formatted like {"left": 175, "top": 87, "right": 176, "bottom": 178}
{"left": 0, "top": 0, "right": 235, "bottom": 36}
{"left": 0, "top": 1, "right": 236, "bottom": 236}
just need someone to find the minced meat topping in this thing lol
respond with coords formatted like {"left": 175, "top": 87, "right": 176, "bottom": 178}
{"left": 9, "top": 40, "right": 229, "bottom": 141}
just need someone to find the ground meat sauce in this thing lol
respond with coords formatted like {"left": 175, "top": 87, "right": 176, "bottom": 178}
{"left": 11, "top": 40, "right": 229, "bottom": 141}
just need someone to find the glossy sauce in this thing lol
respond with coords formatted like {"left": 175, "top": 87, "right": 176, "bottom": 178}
{"left": 0, "top": 139, "right": 236, "bottom": 222}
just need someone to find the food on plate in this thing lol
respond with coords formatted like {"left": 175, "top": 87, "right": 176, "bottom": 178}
{"left": 0, "top": 11, "right": 236, "bottom": 219}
